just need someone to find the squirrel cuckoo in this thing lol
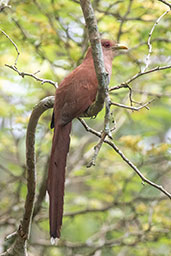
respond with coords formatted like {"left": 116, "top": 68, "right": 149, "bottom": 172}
{"left": 48, "top": 39, "right": 127, "bottom": 239}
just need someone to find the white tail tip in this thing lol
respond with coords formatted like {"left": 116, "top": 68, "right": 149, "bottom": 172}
{"left": 50, "top": 237, "right": 59, "bottom": 245}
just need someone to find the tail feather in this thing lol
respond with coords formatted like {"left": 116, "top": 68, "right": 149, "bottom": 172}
{"left": 48, "top": 121, "right": 72, "bottom": 238}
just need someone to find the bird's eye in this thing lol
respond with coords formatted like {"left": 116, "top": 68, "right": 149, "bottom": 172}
{"left": 103, "top": 42, "right": 110, "bottom": 48}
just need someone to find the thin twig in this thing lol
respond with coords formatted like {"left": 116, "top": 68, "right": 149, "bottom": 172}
{"left": 127, "top": 85, "right": 133, "bottom": 106}
{"left": 79, "top": 118, "right": 171, "bottom": 200}
{"left": 158, "top": 0, "right": 171, "bottom": 8}
{"left": 110, "top": 65, "right": 171, "bottom": 91}
{"left": 117, "top": 0, "right": 133, "bottom": 42}
{"left": 143, "top": 9, "right": 170, "bottom": 72}
{"left": 5, "top": 64, "right": 58, "bottom": 88}
{"left": 107, "top": 140, "right": 171, "bottom": 199}
{"left": 87, "top": 132, "right": 107, "bottom": 168}
{"left": 78, "top": 118, "right": 101, "bottom": 137}
{"left": 104, "top": 93, "right": 112, "bottom": 136}
{"left": 1, "top": 29, "right": 58, "bottom": 88}
{"left": 0, "top": 29, "right": 20, "bottom": 66}
{"left": 110, "top": 98, "right": 155, "bottom": 111}
{"left": 87, "top": 88, "right": 114, "bottom": 168}
{"left": 0, "top": 1, "right": 11, "bottom": 12}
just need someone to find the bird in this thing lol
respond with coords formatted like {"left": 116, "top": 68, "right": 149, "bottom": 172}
{"left": 47, "top": 39, "right": 128, "bottom": 239}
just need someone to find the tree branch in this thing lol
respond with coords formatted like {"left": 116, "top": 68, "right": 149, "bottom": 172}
{"left": 5, "top": 64, "right": 58, "bottom": 88}
{"left": 33, "top": 157, "right": 49, "bottom": 218}
{"left": 0, "top": 97, "right": 54, "bottom": 256}
{"left": 143, "top": 9, "right": 170, "bottom": 72}
{"left": 0, "top": 29, "right": 19, "bottom": 66}
{"left": 1, "top": 29, "right": 58, "bottom": 88}
{"left": 23, "top": 96, "right": 54, "bottom": 235}
{"left": 0, "top": 0, "right": 11, "bottom": 12}
{"left": 158, "top": 0, "right": 171, "bottom": 8}
{"left": 80, "top": 0, "right": 109, "bottom": 117}
{"left": 110, "top": 98, "right": 155, "bottom": 111}
{"left": 110, "top": 65, "right": 171, "bottom": 91}
{"left": 79, "top": 118, "right": 171, "bottom": 200}
{"left": 80, "top": 0, "right": 114, "bottom": 165}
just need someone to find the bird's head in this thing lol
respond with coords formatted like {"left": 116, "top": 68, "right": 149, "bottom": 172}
{"left": 84, "top": 39, "right": 128, "bottom": 63}
{"left": 101, "top": 39, "right": 128, "bottom": 60}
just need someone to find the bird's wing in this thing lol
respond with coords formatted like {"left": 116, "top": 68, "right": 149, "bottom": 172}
{"left": 55, "top": 64, "right": 98, "bottom": 125}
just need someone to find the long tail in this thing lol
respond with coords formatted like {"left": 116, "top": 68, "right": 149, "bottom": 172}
{"left": 48, "top": 121, "right": 72, "bottom": 238}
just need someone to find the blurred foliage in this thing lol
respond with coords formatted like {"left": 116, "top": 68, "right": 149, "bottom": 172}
{"left": 0, "top": 0, "right": 171, "bottom": 255}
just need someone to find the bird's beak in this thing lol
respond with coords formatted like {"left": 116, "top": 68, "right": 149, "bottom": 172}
{"left": 112, "top": 44, "right": 128, "bottom": 51}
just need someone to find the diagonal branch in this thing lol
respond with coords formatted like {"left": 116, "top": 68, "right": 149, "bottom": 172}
{"left": 158, "top": 0, "right": 171, "bottom": 8}
{"left": 110, "top": 65, "right": 171, "bottom": 91}
{"left": 105, "top": 140, "right": 171, "bottom": 199}
{"left": 79, "top": 118, "right": 171, "bottom": 200}
{"left": 0, "top": 29, "right": 20, "bottom": 66}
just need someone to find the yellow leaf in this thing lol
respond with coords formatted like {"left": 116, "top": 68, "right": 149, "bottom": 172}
{"left": 119, "top": 135, "right": 142, "bottom": 151}
{"left": 147, "top": 143, "right": 169, "bottom": 155}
